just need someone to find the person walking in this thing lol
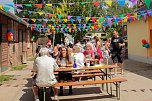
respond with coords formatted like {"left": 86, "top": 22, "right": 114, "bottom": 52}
{"left": 111, "top": 30, "right": 125, "bottom": 75}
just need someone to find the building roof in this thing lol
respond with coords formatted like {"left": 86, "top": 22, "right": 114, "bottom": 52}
{"left": 0, "top": 9, "right": 28, "bottom": 26}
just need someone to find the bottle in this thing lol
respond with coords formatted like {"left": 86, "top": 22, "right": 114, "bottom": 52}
{"left": 73, "top": 58, "right": 77, "bottom": 68}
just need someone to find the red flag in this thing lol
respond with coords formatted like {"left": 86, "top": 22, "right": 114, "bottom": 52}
{"left": 35, "top": 4, "right": 43, "bottom": 8}
{"left": 93, "top": 2, "right": 100, "bottom": 6}
{"left": 49, "top": 14, "right": 54, "bottom": 18}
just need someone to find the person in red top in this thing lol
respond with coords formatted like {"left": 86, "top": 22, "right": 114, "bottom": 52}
{"left": 95, "top": 41, "right": 103, "bottom": 64}
{"left": 83, "top": 44, "right": 95, "bottom": 66}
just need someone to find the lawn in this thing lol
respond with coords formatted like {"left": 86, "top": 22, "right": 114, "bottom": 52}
{"left": 12, "top": 64, "right": 27, "bottom": 71}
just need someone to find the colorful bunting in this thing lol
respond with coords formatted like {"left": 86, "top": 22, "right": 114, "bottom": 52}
{"left": 130, "top": 0, "right": 138, "bottom": 6}
{"left": 15, "top": 4, "right": 23, "bottom": 8}
{"left": 24, "top": 4, "right": 32, "bottom": 7}
{"left": 105, "top": 0, "right": 112, "bottom": 7}
{"left": 144, "top": 0, "right": 151, "bottom": 9}
{"left": 3, "top": 7, "right": 11, "bottom": 12}
{"left": 46, "top": 4, "right": 52, "bottom": 7}
{"left": 117, "top": 0, "right": 126, "bottom": 7}
{"left": 0, "top": 5, "right": 3, "bottom": 10}
{"left": 93, "top": 2, "right": 100, "bottom": 6}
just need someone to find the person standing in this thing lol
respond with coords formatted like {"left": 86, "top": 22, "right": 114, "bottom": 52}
{"left": 111, "top": 30, "right": 125, "bottom": 75}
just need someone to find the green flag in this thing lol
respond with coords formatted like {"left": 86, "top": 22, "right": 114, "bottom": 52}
{"left": 144, "top": 0, "right": 151, "bottom": 9}
{"left": 4, "top": 7, "right": 10, "bottom": 12}
{"left": 24, "top": 4, "right": 32, "bottom": 7}
{"left": 137, "top": 15, "right": 141, "bottom": 20}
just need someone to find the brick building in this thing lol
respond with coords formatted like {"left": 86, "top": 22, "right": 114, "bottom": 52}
{"left": 0, "top": 10, "right": 38, "bottom": 72}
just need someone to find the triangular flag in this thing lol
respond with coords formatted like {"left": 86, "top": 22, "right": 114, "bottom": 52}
{"left": 38, "top": 12, "right": 44, "bottom": 16}
{"left": 92, "top": 17, "right": 96, "bottom": 23}
{"left": 4, "top": 7, "right": 11, "bottom": 12}
{"left": 48, "top": 14, "right": 54, "bottom": 18}
{"left": 43, "top": 19, "right": 48, "bottom": 23}
{"left": 24, "top": 4, "right": 32, "bottom": 7}
{"left": 16, "top": 9, "right": 22, "bottom": 13}
{"left": 93, "top": 2, "right": 100, "bottom": 6}
{"left": 86, "top": 17, "right": 90, "bottom": 22}
{"left": 63, "top": 19, "right": 68, "bottom": 23}
{"left": 81, "top": 2, "right": 87, "bottom": 5}
{"left": 31, "top": 19, "right": 36, "bottom": 22}
{"left": 105, "top": 0, "right": 112, "bottom": 7}
{"left": 69, "top": 3, "right": 75, "bottom": 5}
{"left": 46, "top": 4, "right": 52, "bottom": 7}
{"left": 28, "top": 11, "right": 33, "bottom": 14}
{"left": 120, "top": 14, "right": 124, "bottom": 19}
{"left": 78, "top": 19, "right": 82, "bottom": 23}
{"left": 123, "top": 17, "right": 128, "bottom": 22}
{"left": 51, "top": 18, "right": 55, "bottom": 22}
{"left": 68, "top": 16, "right": 72, "bottom": 19}
{"left": 58, "top": 14, "right": 62, "bottom": 19}
{"left": 0, "top": 5, "right": 4, "bottom": 10}
{"left": 99, "top": 17, "right": 104, "bottom": 22}
{"left": 6, "top": 3, "right": 14, "bottom": 8}
{"left": 35, "top": 4, "right": 43, "bottom": 8}
{"left": 130, "top": 0, "right": 138, "bottom": 6}
{"left": 117, "top": 0, "right": 126, "bottom": 7}
{"left": 134, "top": 12, "right": 138, "bottom": 18}
{"left": 17, "top": 18, "right": 21, "bottom": 22}
{"left": 144, "top": 0, "right": 151, "bottom": 9}
{"left": 15, "top": 4, "right": 23, "bottom": 8}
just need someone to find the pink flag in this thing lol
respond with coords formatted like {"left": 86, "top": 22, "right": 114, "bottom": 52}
{"left": 15, "top": 4, "right": 23, "bottom": 8}
{"left": 16, "top": 9, "right": 22, "bottom": 13}
{"left": 130, "top": 0, "right": 138, "bottom": 6}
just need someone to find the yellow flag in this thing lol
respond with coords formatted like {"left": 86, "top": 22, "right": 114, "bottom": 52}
{"left": 134, "top": 12, "right": 138, "bottom": 18}
{"left": 46, "top": 4, "right": 52, "bottom": 7}
{"left": 26, "top": 24, "right": 29, "bottom": 28}
{"left": 86, "top": 29, "right": 88, "bottom": 32}
{"left": 63, "top": 19, "right": 68, "bottom": 23}
{"left": 38, "top": 12, "right": 44, "bottom": 16}
{"left": 48, "top": 25, "right": 52, "bottom": 28}
{"left": 69, "top": 28, "right": 72, "bottom": 33}
{"left": 73, "top": 24, "right": 76, "bottom": 28}
{"left": 31, "top": 19, "right": 36, "bottom": 22}
{"left": 123, "top": 17, "right": 128, "bottom": 22}
{"left": 52, "top": 26, "right": 54, "bottom": 29}
{"left": 0, "top": 5, "right": 3, "bottom": 10}
{"left": 91, "top": 26, "right": 94, "bottom": 29}
{"left": 86, "top": 17, "right": 90, "bottom": 22}
{"left": 105, "top": 0, "right": 112, "bottom": 7}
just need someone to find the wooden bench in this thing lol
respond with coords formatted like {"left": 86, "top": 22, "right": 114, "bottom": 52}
{"left": 54, "top": 78, "right": 127, "bottom": 100}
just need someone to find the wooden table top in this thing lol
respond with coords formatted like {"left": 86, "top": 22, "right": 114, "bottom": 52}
{"left": 55, "top": 64, "right": 116, "bottom": 72}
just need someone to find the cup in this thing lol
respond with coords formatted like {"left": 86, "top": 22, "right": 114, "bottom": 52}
{"left": 86, "top": 62, "right": 90, "bottom": 67}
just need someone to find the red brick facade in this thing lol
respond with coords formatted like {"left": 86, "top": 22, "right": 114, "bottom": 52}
{"left": 0, "top": 10, "right": 38, "bottom": 72}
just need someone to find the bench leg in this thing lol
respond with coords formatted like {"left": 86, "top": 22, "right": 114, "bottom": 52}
{"left": 115, "top": 82, "right": 120, "bottom": 100}
{"left": 109, "top": 69, "right": 113, "bottom": 96}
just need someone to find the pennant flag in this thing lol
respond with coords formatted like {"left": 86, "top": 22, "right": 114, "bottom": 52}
{"left": 134, "top": 12, "right": 138, "bottom": 18}
{"left": 120, "top": 14, "right": 124, "bottom": 19}
{"left": 22, "top": 18, "right": 29, "bottom": 21}
{"left": 130, "top": 0, "right": 138, "bottom": 6}
{"left": 81, "top": 2, "right": 87, "bottom": 5}
{"left": 69, "top": 2, "right": 75, "bottom": 5}
{"left": 28, "top": 11, "right": 33, "bottom": 14}
{"left": 43, "top": 19, "right": 48, "bottom": 23}
{"left": 24, "top": 4, "right": 32, "bottom": 7}
{"left": 17, "top": 18, "right": 21, "bottom": 22}
{"left": 78, "top": 19, "right": 82, "bottom": 23}
{"left": 117, "top": 0, "right": 126, "bottom": 7}
{"left": 86, "top": 17, "right": 90, "bottom": 22}
{"left": 105, "top": 0, "right": 112, "bottom": 7}
{"left": 58, "top": 14, "right": 62, "bottom": 19}
{"left": 16, "top": 9, "right": 22, "bottom": 13}
{"left": 37, "top": 19, "right": 42, "bottom": 22}
{"left": 38, "top": 12, "right": 44, "bottom": 16}
{"left": 6, "top": 3, "right": 14, "bottom": 8}
{"left": 93, "top": 2, "right": 100, "bottom": 6}
{"left": 3, "top": 7, "right": 11, "bottom": 12}
{"left": 46, "top": 4, "right": 52, "bottom": 7}
{"left": 31, "top": 19, "right": 36, "bottom": 22}
{"left": 83, "top": 24, "right": 86, "bottom": 28}
{"left": 0, "top": 5, "right": 3, "bottom": 10}
{"left": 68, "top": 16, "right": 72, "bottom": 19}
{"left": 123, "top": 17, "right": 128, "bottom": 22}
{"left": 51, "top": 18, "right": 55, "bottom": 22}
{"left": 35, "top": 4, "right": 43, "bottom": 8}
{"left": 48, "top": 14, "right": 54, "bottom": 18}
{"left": 127, "top": 14, "right": 131, "bottom": 18}
{"left": 63, "top": 19, "right": 68, "bottom": 23}
{"left": 99, "top": 17, "right": 104, "bottom": 22}
{"left": 92, "top": 17, "right": 96, "bottom": 23}
{"left": 144, "top": 0, "right": 151, "bottom": 9}
{"left": 15, "top": 4, "right": 23, "bottom": 8}
{"left": 70, "top": 19, "right": 75, "bottom": 24}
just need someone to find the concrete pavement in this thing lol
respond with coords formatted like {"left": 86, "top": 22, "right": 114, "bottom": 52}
{"left": 0, "top": 59, "right": 152, "bottom": 101}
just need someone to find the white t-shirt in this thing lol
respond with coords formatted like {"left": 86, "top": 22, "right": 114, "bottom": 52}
{"left": 70, "top": 53, "right": 85, "bottom": 68}
{"left": 33, "top": 55, "right": 58, "bottom": 86}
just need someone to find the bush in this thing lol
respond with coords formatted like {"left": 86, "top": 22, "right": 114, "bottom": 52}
{"left": 12, "top": 65, "right": 27, "bottom": 71}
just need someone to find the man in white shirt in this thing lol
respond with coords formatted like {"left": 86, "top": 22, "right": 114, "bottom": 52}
{"left": 32, "top": 47, "right": 59, "bottom": 101}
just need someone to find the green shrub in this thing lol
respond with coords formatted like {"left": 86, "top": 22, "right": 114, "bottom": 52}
{"left": 12, "top": 65, "right": 27, "bottom": 71}
{"left": 0, "top": 75, "right": 13, "bottom": 84}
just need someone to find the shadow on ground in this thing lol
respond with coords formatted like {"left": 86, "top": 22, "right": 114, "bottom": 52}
{"left": 124, "top": 59, "right": 152, "bottom": 80}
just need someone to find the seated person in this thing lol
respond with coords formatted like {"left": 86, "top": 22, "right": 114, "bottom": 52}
{"left": 56, "top": 47, "right": 72, "bottom": 95}
{"left": 32, "top": 47, "right": 59, "bottom": 101}
{"left": 83, "top": 44, "right": 95, "bottom": 66}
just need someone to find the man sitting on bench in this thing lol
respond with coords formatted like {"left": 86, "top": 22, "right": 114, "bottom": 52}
{"left": 32, "top": 47, "right": 59, "bottom": 101}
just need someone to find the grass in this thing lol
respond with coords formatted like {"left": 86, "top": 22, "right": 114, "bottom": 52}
{"left": 12, "top": 64, "right": 27, "bottom": 71}
{"left": 0, "top": 75, "right": 13, "bottom": 84}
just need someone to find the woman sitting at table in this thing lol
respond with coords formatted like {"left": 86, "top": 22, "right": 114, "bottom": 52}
{"left": 32, "top": 47, "right": 59, "bottom": 101}
{"left": 51, "top": 46, "right": 60, "bottom": 60}
{"left": 83, "top": 44, "right": 95, "bottom": 66}
{"left": 56, "top": 47, "right": 73, "bottom": 95}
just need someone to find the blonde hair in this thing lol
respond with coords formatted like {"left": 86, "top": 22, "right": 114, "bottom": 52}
{"left": 73, "top": 45, "right": 81, "bottom": 53}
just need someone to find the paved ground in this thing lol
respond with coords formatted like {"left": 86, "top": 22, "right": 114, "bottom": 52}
{"left": 0, "top": 59, "right": 152, "bottom": 101}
